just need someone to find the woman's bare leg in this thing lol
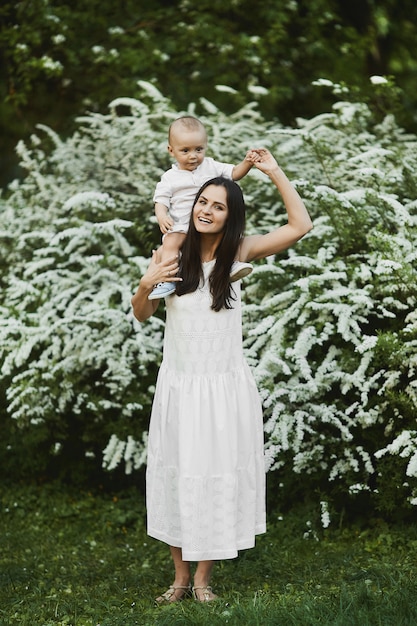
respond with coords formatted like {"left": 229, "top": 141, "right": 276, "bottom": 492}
{"left": 155, "top": 546, "right": 191, "bottom": 603}
{"left": 170, "top": 546, "right": 191, "bottom": 587}
{"left": 193, "top": 560, "right": 218, "bottom": 601}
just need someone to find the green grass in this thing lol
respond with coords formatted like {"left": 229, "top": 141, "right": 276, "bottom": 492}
{"left": 1, "top": 482, "right": 416, "bottom": 625}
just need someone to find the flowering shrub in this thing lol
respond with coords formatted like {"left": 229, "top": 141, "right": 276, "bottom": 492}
{"left": 243, "top": 99, "right": 417, "bottom": 515}
{"left": 0, "top": 82, "right": 416, "bottom": 517}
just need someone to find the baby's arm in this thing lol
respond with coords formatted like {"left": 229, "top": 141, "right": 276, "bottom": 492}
{"left": 155, "top": 202, "right": 174, "bottom": 234}
{"left": 232, "top": 150, "right": 262, "bottom": 181}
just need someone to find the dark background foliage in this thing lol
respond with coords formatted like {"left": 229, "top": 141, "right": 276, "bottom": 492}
{"left": 1, "top": 0, "right": 416, "bottom": 187}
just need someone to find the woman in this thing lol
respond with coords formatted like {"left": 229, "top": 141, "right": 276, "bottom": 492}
{"left": 131, "top": 148, "right": 313, "bottom": 603}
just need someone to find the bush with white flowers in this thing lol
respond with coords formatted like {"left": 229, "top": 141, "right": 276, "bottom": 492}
{"left": 1, "top": 82, "right": 416, "bottom": 516}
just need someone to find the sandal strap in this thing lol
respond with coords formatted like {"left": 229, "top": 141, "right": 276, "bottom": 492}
{"left": 192, "top": 585, "right": 213, "bottom": 601}
{"left": 156, "top": 584, "right": 191, "bottom": 603}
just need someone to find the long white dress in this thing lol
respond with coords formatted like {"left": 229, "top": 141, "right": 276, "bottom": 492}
{"left": 146, "top": 261, "right": 266, "bottom": 561}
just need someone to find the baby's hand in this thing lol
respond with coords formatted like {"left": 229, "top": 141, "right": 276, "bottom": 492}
{"left": 251, "top": 149, "right": 280, "bottom": 174}
{"left": 158, "top": 214, "right": 174, "bottom": 234}
{"left": 245, "top": 149, "right": 264, "bottom": 163}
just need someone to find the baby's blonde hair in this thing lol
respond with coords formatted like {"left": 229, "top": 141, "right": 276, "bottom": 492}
{"left": 168, "top": 116, "right": 207, "bottom": 142}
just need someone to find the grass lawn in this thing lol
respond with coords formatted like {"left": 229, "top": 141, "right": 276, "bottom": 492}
{"left": 1, "top": 481, "right": 416, "bottom": 625}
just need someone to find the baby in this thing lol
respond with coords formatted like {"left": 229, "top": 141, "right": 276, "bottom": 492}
{"left": 149, "top": 115, "right": 256, "bottom": 299}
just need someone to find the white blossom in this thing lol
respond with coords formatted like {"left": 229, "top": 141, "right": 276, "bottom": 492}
{"left": 108, "top": 26, "right": 124, "bottom": 35}
{"left": 215, "top": 85, "right": 239, "bottom": 94}
{"left": 370, "top": 75, "right": 388, "bottom": 85}
{"left": 40, "top": 56, "right": 63, "bottom": 72}
{"left": 247, "top": 85, "right": 269, "bottom": 96}
{"left": 312, "top": 78, "right": 334, "bottom": 88}
{"left": 52, "top": 34, "right": 66, "bottom": 44}
{"left": 355, "top": 335, "right": 378, "bottom": 354}
{"left": 320, "top": 501, "right": 330, "bottom": 528}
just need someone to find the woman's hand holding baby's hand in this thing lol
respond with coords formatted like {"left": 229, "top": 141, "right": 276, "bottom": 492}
{"left": 245, "top": 148, "right": 281, "bottom": 177}
{"left": 140, "top": 251, "right": 182, "bottom": 292}
{"left": 249, "top": 148, "right": 280, "bottom": 176}
{"left": 245, "top": 149, "right": 263, "bottom": 163}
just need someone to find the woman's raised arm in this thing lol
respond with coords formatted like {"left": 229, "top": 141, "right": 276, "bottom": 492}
{"left": 240, "top": 149, "right": 313, "bottom": 262}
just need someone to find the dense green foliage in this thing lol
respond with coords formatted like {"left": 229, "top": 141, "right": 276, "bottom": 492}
{"left": 1, "top": 0, "right": 417, "bottom": 186}
{"left": 2, "top": 483, "right": 417, "bottom": 625}
{"left": 0, "top": 81, "right": 416, "bottom": 520}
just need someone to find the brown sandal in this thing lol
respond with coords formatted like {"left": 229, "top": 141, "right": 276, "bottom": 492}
{"left": 192, "top": 585, "right": 218, "bottom": 602}
{"left": 155, "top": 584, "right": 191, "bottom": 604}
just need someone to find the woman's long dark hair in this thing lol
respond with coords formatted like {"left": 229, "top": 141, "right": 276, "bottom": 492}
{"left": 176, "top": 177, "right": 246, "bottom": 311}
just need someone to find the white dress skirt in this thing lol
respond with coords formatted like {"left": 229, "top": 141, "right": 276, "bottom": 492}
{"left": 146, "top": 261, "right": 266, "bottom": 561}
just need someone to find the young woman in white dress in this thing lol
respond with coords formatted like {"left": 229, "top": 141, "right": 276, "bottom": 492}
{"left": 131, "top": 148, "right": 313, "bottom": 603}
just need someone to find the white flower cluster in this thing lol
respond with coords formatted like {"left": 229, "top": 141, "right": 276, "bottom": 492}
{"left": 375, "top": 430, "right": 417, "bottom": 478}
{"left": 243, "top": 98, "right": 417, "bottom": 506}
{"left": 40, "top": 55, "right": 63, "bottom": 73}
{"left": 102, "top": 433, "right": 148, "bottom": 474}
{"left": 320, "top": 501, "right": 330, "bottom": 529}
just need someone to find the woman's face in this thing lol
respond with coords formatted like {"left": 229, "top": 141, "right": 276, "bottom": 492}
{"left": 193, "top": 185, "right": 229, "bottom": 235}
